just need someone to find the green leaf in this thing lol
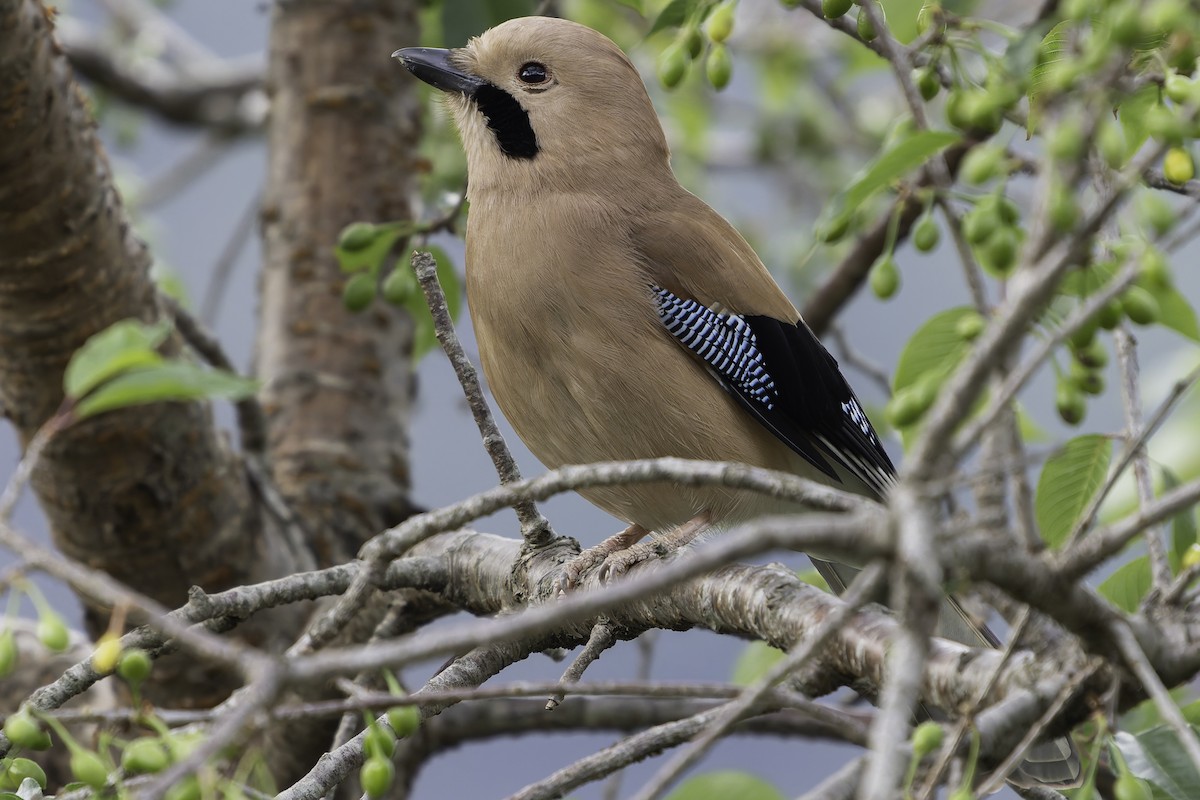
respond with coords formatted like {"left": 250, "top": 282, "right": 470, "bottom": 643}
{"left": 881, "top": 0, "right": 924, "bottom": 44}
{"left": 836, "top": 131, "right": 959, "bottom": 216}
{"left": 1115, "top": 725, "right": 1200, "bottom": 800}
{"left": 665, "top": 771, "right": 785, "bottom": 800}
{"left": 1035, "top": 434, "right": 1112, "bottom": 548}
{"left": 1150, "top": 284, "right": 1200, "bottom": 342}
{"left": 647, "top": 0, "right": 712, "bottom": 37}
{"left": 1098, "top": 555, "right": 1152, "bottom": 613}
{"left": 730, "top": 641, "right": 784, "bottom": 686}
{"left": 1026, "top": 20, "right": 1070, "bottom": 135}
{"left": 892, "top": 306, "right": 976, "bottom": 392}
{"left": 75, "top": 362, "right": 258, "bottom": 419}
{"left": 64, "top": 319, "right": 172, "bottom": 400}
{"left": 1016, "top": 402, "right": 1050, "bottom": 443}
{"left": 1119, "top": 84, "right": 1161, "bottom": 163}
{"left": 1162, "top": 467, "right": 1198, "bottom": 572}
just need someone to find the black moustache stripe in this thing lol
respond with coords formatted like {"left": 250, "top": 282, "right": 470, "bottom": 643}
{"left": 475, "top": 83, "right": 539, "bottom": 159}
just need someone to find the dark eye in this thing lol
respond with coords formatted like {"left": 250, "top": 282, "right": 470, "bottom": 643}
{"left": 518, "top": 62, "right": 549, "bottom": 84}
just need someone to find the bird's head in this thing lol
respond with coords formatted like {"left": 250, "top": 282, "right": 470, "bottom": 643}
{"left": 394, "top": 17, "right": 672, "bottom": 195}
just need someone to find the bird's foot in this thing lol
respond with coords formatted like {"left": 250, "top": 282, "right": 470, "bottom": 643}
{"left": 552, "top": 524, "right": 649, "bottom": 597}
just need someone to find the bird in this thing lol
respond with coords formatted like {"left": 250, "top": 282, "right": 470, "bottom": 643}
{"left": 393, "top": 16, "right": 1079, "bottom": 788}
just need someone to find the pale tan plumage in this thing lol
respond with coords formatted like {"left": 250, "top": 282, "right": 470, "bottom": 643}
{"left": 395, "top": 17, "right": 1078, "bottom": 788}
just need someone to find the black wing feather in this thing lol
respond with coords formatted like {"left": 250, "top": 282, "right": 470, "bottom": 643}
{"left": 652, "top": 286, "right": 895, "bottom": 499}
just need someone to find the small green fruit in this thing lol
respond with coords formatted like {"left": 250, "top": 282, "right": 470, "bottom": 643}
{"left": 706, "top": 44, "right": 733, "bottom": 90}
{"left": 361, "top": 757, "right": 395, "bottom": 799}
{"left": 1138, "top": 192, "right": 1177, "bottom": 236}
{"left": 1109, "top": 3, "right": 1144, "bottom": 48}
{"left": 1182, "top": 542, "right": 1200, "bottom": 570}
{"left": 1048, "top": 183, "right": 1079, "bottom": 232}
{"left": 916, "top": 2, "right": 942, "bottom": 34}
{"left": 337, "top": 223, "right": 380, "bottom": 253}
{"left": 122, "top": 738, "right": 170, "bottom": 775}
{"left": 1140, "top": 247, "right": 1171, "bottom": 287}
{"left": 1075, "top": 337, "right": 1109, "bottom": 369}
{"left": 857, "top": 5, "right": 878, "bottom": 42}
{"left": 961, "top": 145, "right": 1004, "bottom": 185}
{"left": 887, "top": 380, "right": 936, "bottom": 428}
{"left": 911, "top": 721, "right": 944, "bottom": 756}
{"left": 706, "top": 2, "right": 735, "bottom": 43}
{"left": 1047, "top": 120, "right": 1085, "bottom": 162}
{"left": 869, "top": 255, "right": 900, "bottom": 299}
{"left": 3, "top": 713, "right": 42, "bottom": 750}
{"left": 657, "top": 43, "right": 688, "bottom": 89}
{"left": 70, "top": 749, "right": 108, "bottom": 789}
{"left": 962, "top": 208, "right": 997, "bottom": 245}
{"left": 977, "top": 227, "right": 1019, "bottom": 276}
{"left": 1070, "top": 362, "right": 1105, "bottom": 396}
{"left": 92, "top": 634, "right": 121, "bottom": 675}
{"left": 681, "top": 27, "right": 704, "bottom": 59}
{"left": 1067, "top": 315, "right": 1098, "bottom": 349}
{"left": 1121, "top": 285, "right": 1161, "bottom": 325}
{"left": 1148, "top": 105, "right": 1186, "bottom": 145}
{"left": 914, "top": 67, "right": 940, "bottom": 101}
{"left": 364, "top": 724, "right": 396, "bottom": 759}
{"left": 1166, "top": 72, "right": 1195, "bottom": 104}
{"left": 1056, "top": 381, "right": 1086, "bottom": 426}
{"left": 382, "top": 268, "right": 415, "bottom": 306}
{"left": 1098, "top": 300, "right": 1123, "bottom": 330}
{"left": 387, "top": 705, "right": 421, "bottom": 738}
{"left": 913, "top": 215, "right": 940, "bottom": 252}
{"left": 165, "top": 775, "right": 201, "bottom": 800}
{"left": 822, "top": 0, "right": 854, "bottom": 19}
{"left": 37, "top": 613, "right": 69, "bottom": 653}
{"left": 117, "top": 648, "right": 152, "bottom": 684}
{"left": 342, "top": 273, "right": 376, "bottom": 313}
{"left": 0, "top": 629, "right": 16, "bottom": 678}
{"left": 815, "top": 213, "right": 851, "bottom": 244}
{"left": 1097, "top": 121, "right": 1127, "bottom": 169}
{"left": 1164, "top": 147, "right": 1195, "bottom": 184}
{"left": 956, "top": 312, "right": 985, "bottom": 341}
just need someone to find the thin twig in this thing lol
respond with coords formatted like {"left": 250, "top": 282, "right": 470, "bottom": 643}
{"left": 200, "top": 189, "right": 261, "bottom": 326}
{"left": 1113, "top": 327, "right": 1171, "bottom": 588}
{"left": 546, "top": 620, "right": 616, "bottom": 710}
{"left": 411, "top": 250, "right": 554, "bottom": 546}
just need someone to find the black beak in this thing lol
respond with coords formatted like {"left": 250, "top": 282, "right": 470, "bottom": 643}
{"left": 392, "top": 47, "right": 485, "bottom": 96}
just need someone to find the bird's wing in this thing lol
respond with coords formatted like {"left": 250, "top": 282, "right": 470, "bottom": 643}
{"left": 650, "top": 285, "right": 895, "bottom": 499}
{"left": 631, "top": 192, "right": 894, "bottom": 498}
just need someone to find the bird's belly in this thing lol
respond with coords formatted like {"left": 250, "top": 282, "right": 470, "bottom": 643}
{"left": 477, "top": 309, "right": 804, "bottom": 533}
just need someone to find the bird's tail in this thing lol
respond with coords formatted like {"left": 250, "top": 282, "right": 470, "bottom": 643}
{"left": 809, "top": 558, "right": 1082, "bottom": 790}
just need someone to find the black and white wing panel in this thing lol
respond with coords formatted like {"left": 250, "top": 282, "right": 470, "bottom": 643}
{"left": 651, "top": 285, "right": 895, "bottom": 499}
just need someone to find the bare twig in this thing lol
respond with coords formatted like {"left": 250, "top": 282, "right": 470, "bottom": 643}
{"left": 546, "top": 620, "right": 616, "bottom": 710}
{"left": 412, "top": 250, "right": 554, "bottom": 546}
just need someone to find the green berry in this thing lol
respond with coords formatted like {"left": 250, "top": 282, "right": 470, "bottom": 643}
{"left": 1070, "top": 362, "right": 1105, "bottom": 396}
{"left": 822, "top": 0, "right": 854, "bottom": 19}
{"left": 3, "top": 712, "right": 43, "bottom": 750}
{"left": 1062, "top": 0, "right": 1090, "bottom": 19}
{"left": 857, "top": 5, "right": 878, "bottom": 42}
{"left": 1047, "top": 120, "right": 1085, "bottom": 161}
{"left": 815, "top": 213, "right": 851, "bottom": 244}
{"left": 912, "top": 721, "right": 944, "bottom": 756}
{"left": 961, "top": 145, "right": 1004, "bottom": 184}
{"left": 337, "top": 223, "right": 380, "bottom": 253}
{"left": 657, "top": 43, "right": 688, "bottom": 89}
{"left": 1048, "top": 183, "right": 1079, "bottom": 232}
{"left": 92, "top": 634, "right": 121, "bottom": 675}
{"left": 1109, "top": 3, "right": 1144, "bottom": 48}
{"left": 1121, "top": 285, "right": 1161, "bottom": 325}
{"left": 706, "top": 44, "right": 733, "bottom": 90}
{"left": 913, "top": 67, "right": 939, "bottom": 101}
{"left": 1148, "top": 105, "right": 1186, "bottom": 145}
{"left": 1138, "top": 192, "right": 1177, "bottom": 236}
{"left": 382, "top": 268, "right": 415, "bottom": 306}
{"left": 1166, "top": 72, "right": 1195, "bottom": 104}
{"left": 1067, "top": 315, "right": 1098, "bottom": 349}
{"left": 70, "top": 749, "right": 108, "bottom": 789}
{"left": 977, "top": 227, "right": 1019, "bottom": 276}
{"left": 1140, "top": 247, "right": 1171, "bottom": 287}
{"left": 122, "top": 738, "right": 170, "bottom": 775}
{"left": 361, "top": 756, "right": 395, "bottom": 799}
{"left": 1056, "top": 381, "right": 1086, "bottom": 426}
{"left": 870, "top": 255, "right": 900, "bottom": 299}
{"left": 706, "top": 2, "right": 735, "bottom": 43}
{"left": 364, "top": 724, "right": 396, "bottom": 759}
{"left": 1, "top": 758, "right": 46, "bottom": 790}
{"left": 117, "top": 648, "right": 152, "bottom": 684}
{"left": 1075, "top": 337, "right": 1109, "bottom": 369}
{"left": 0, "top": 629, "right": 16, "bottom": 678}
{"left": 1182, "top": 542, "right": 1200, "bottom": 569}
{"left": 165, "top": 775, "right": 201, "bottom": 800}
{"left": 37, "top": 613, "right": 69, "bottom": 653}
{"left": 913, "top": 214, "right": 940, "bottom": 252}
{"left": 342, "top": 273, "right": 376, "bottom": 313}
{"left": 962, "top": 208, "right": 997, "bottom": 245}
{"left": 1164, "top": 147, "right": 1195, "bottom": 184}
{"left": 887, "top": 379, "right": 936, "bottom": 428}
{"left": 956, "top": 312, "right": 986, "bottom": 341}
{"left": 916, "top": 2, "right": 943, "bottom": 35}
{"left": 387, "top": 705, "right": 421, "bottom": 738}
{"left": 681, "top": 27, "right": 704, "bottom": 59}
{"left": 1097, "top": 121, "right": 1127, "bottom": 168}
{"left": 1098, "top": 300, "right": 1123, "bottom": 330}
